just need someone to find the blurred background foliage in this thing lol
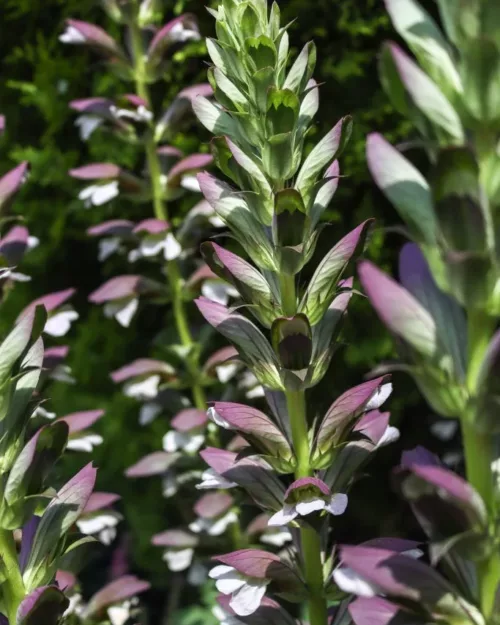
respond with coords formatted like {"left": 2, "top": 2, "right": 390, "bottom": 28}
{"left": 0, "top": 0, "right": 448, "bottom": 618}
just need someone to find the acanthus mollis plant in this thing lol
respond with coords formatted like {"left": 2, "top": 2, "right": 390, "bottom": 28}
{"left": 188, "top": 1, "right": 401, "bottom": 623}
{"left": 62, "top": 0, "right": 260, "bottom": 587}
{"left": 335, "top": 1, "right": 500, "bottom": 624}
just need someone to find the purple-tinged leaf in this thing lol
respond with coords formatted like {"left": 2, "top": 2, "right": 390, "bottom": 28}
{"left": 16, "top": 585, "right": 69, "bottom": 625}
{"left": 69, "top": 163, "right": 120, "bottom": 180}
{"left": 125, "top": 451, "right": 177, "bottom": 477}
{"left": 217, "top": 595, "right": 297, "bottom": 625}
{"left": 133, "top": 218, "right": 170, "bottom": 234}
{"left": 195, "top": 492, "right": 233, "bottom": 519}
{"left": 0, "top": 115, "right": 5, "bottom": 136}
{"left": 354, "top": 410, "right": 391, "bottom": 445}
{"left": 349, "top": 596, "right": 414, "bottom": 625}
{"left": 309, "top": 160, "right": 340, "bottom": 226}
{"left": 196, "top": 297, "right": 281, "bottom": 389}
{"left": 399, "top": 243, "right": 466, "bottom": 379}
{"left": 60, "top": 409, "right": 104, "bottom": 433}
{"left": 55, "top": 570, "right": 76, "bottom": 590}
{"left": 362, "top": 538, "right": 422, "bottom": 554}
{"left": 203, "top": 346, "right": 240, "bottom": 374}
{"left": 111, "top": 358, "right": 171, "bottom": 383}
{"left": 316, "top": 377, "right": 390, "bottom": 451}
{"left": 152, "top": 529, "right": 198, "bottom": 548}
{"left": 83, "top": 492, "right": 120, "bottom": 514}
{"left": 301, "top": 221, "right": 372, "bottom": 325}
{"left": 148, "top": 15, "right": 200, "bottom": 60}
{"left": 0, "top": 162, "right": 28, "bottom": 211}
{"left": 285, "top": 476, "right": 330, "bottom": 499}
{"left": 19, "top": 516, "right": 41, "bottom": 573}
{"left": 0, "top": 225, "right": 29, "bottom": 264}
{"left": 171, "top": 409, "right": 207, "bottom": 432}
{"left": 210, "top": 402, "right": 292, "bottom": 458}
{"left": 60, "top": 19, "right": 123, "bottom": 58}
{"left": 366, "top": 133, "right": 436, "bottom": 244}
{"left": 87, "top": 219, "right": 134, "bottom": 237}
{"left": 89, "top": 275, "right": 152, "bottom": 303}
{"left": 19, "top": 289, "right": 75, "bottom": 319}
{"left": 86, "top": 575, "right": 150, "bottom": 617}
{"left": 70, "top": 97, "right": 113, "bottom": 114}
{"left": 358, "top": 261, "right": 437, "bottom": 358}
{"left": 156, "top": 83, "right": 213, "bottom": 135}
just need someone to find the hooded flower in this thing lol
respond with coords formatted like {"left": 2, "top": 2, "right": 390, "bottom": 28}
{"left": 189, "top": 493, "right": 237, "bottom": 536}
{"left": 196, "top": 468, "right": 238, "bottom": 490}
{"left": 268, "top": 477, "right": 348, "bottom": 526}
{"left": 209, "top": 566, "right": 268, "bottom": 617}
{"left": 76, "top": 492, "right": 122, "bottom": 545}
{"left": 19, "top": 289, "right": 78, "bottom": 337}
{"left": 162, "top": 409, "right": 207, "bottom": 454}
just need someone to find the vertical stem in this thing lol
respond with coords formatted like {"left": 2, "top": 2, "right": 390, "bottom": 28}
{"left": 129, "top": 15, "right": 206, "bottom": 411}
{"left": 462, "top": 310, "right": 500, "bottom": 616}
{"left": 279, "top": 273, "right": 296, "bottom": 317}
{"left": 0, "top": 529, "right": 25, "bottom": 624}
{"left": 285, "top": 389, "right": 328, "bottom": 625}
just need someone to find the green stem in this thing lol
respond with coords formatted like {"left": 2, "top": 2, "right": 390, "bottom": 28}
{"left": 129, "top": 15, "right": 206, "bottom": 411}
{"left": 462, "top": 310, "right": 500, "bottom": 617}
{"left": 0, "top": 529, "right": 25, "bottom": 624}
{"left": 285, "top": 390, "right": 327, "bottom": 625}
{"left": 279, "top": 273, "right": 296, "bottom": 317}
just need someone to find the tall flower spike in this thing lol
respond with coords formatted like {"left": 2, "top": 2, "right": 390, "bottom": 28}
{"left": 194, "top": 2, "right": 394, "bottom": 624}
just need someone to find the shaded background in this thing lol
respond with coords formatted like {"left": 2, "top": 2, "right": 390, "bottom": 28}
{"left": 0, "top": 0, "right": 452, "bottom": 621}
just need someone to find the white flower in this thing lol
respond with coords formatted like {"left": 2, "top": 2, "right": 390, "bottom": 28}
{"left": 78, "top": 180, "right": 119, "bottom": 207}
{"left": 32, "top": 406, "right": 57, "bottom": 420}
{"left": 108, "top": 601, "right": 135, "bottom": 625}
{"left": 76, "top": 512, "right": 121, "bottom": 545}
{"left": 75, "top": 115, "right": 103, "bottom": 141}
{"left": 45, "top": 307, "right": 79, "bottom": 337}
{"left": 170, "top": 21, "right": 200, "bottom": 43}
{"left": 1, "top": 269, "right": 31, "bottom": 282}
{"left": 139, "top": 232, "right": 181, "bottom": 261}
{"left": 376, "top": 425, "right": 400, "bottom": 448}
{"left": 181, "top": 175, "right": 201, "bottom": 192}
{"left": 59, "top": 25, "right": 86, "bottom": 43}
{"left": 260, "top": 527, "right": 293, "bottom": 548}
{"left": 431, "top": 420, "right": 458, "bottom": 441}
{"left": 162, "top": 472, "right": 178, "bottom": 498}
{"left": 27, "top": 236, "right": 40, "bottom": 250}
{"left": 189, "top": 510, "right": 237, "bottom": 536}
{"left": 268, "top": 492, "right": 348, "bottom": 526}
{"left": 98, "top": 237, "right": 122, "bottom": 262}
{"left": 196, "top": 468, "right": 237, "bottom": 490}
{"left": 104, "top": 297, "right": 139, "bottom": 327}
{"left": 66, "top": 433, "right": 104, "bottom": 453}
{"left": 209, "top": 565, "right": 268, "bottom": 616}
{"left": 162, "top": 430, "right": 205, "bottom": 454}
{"left": 163, "top": 547, "right": 194, "bottom": 572}
{"left": 216, "top": 363, "right": 238, "bottom": 384}
{"left": 139, "top": 402, "right": 162, "bottom": 425}
{"left": 63, "top": 593, "right": 85, "bottom": 617}
{"left": 123, "top": 374, "right": 160, "bottom": 400}
{"left": 50, "top": 364, "right": 76, "bottom": 384}
{"left": 365, "top": 382, "right": 393, "bottom": 411}
{"left": 202, "top": 280, "right": 239, "bottom": 305}
{"left": 112, "top": 105, "right": 153, "bottom": 123}
{"left": 332, "top": 567, "right": 378, "bottom": 598}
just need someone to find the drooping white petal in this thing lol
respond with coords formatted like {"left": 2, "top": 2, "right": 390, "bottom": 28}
{"left": 162, "top": 472, "right": 178, "bottom": 498}
{"left": 216, "top": 363, "right": 238, "bottom": 383}
{"left": 66, "top": 433, "right": 103, "bottom": 452}
{"left": 196, "top": 468, "right": 237, "bottom": 490}
{"left": 170, "top": 22, "right": 200, "bottom": 43}
{"left": 181, "top": 175, "right": 201, "bottom": 192}
{"left": 76, "top": 513, "right": 119, "bottom": 536}
{"left": 123, "top": 374, "right": 160, "bottom": 400}
{"left": 403, "top": 548, "right": 424, "bottom": 559}
{"left": 27, "top": 236, "right": 40, "bottom": 250}
{"left": 8, "top": 271, "right": 31, "bottom": 282}
{"left": 365, "top": 382, "right": 393, "bottom": 411}
{"left": 163, "top": 547, "right": 194, "bottom": 572}
{"left": 98, "top": 237, "right": 121, "bottom": 262}
{"left": 202, "top": 280, "right": 234, "bottom": 305}
{"left": 376, "top": 425, "right": 400, "bottom": 448}
{"left": 108, "top": 604, "right": 131, "bottom": 625}
{"left": 260, "top": 528, "right": 293, "bottom": 547}
{"left": 296, "top": 497, "right": 326, "bottom": 517}
{"left": 332, "top": 567, "right": 378, "bottom": 598}
{"left": 45, "top": 308, "right": 79, "bottom": 337}
{"left": 183, "top": 433, "right": 205, "bottom": 453}
{"left": 32, "top": 406, "right": 57, "bottom": 420}
{"left": 207, "top": 406, "right": 231, "bottom": 429}
{"left": 139, "top": 402, "right": 162, "bottom": 425}
{"left": 164, "top": 233, "right": 182, "bottom": 261}
{"left": 209, "top": 564, "right": 235, "bottom": 580}
{"left": 104, "top": 297, "right": 139, "bottom": 328}
{"left": 75, "top": 115, "right": 103, "bottom": 141}
{"left": 325, "top": 493, "right": 348, "bottom": 516}
{"left": 211, "top": 568, "right": 246, "bottom": 595}
{"left": 267, "top": 504, "right": 298, "bottom": 526}
{"left": 162, "top": 430, "right": 185, "bottom": 453}
{"left": 99, "top": 526, "right": 117, "bottom": 546}
{"left": 92, "top": 181, "right": 120, "bottom": 206}
{"left": 50, "top": 365, "right": 75, "bottom": 384}
{"left": 229, "top": 581, "right": 266, "bottom": 617}
{"left": 59, "top": 25, "right": 86, "bottom": 43}
{"left": 140, "top": 234, "right": 166, "bottom": 257}
{"left": 208, "top": 510, "right": 238, "bottom": 536}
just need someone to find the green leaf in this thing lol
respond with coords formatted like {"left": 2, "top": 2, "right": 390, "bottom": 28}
{"left": 461, "top": 38, "right": 500, "bottom": 123}
{"left": 283, "top": 41, "right": 316, "bottom": 94}
{"left": 266, "top": 88, "right": 300, "bottom": 136}
{"left": 245, "top": 35, "right": 277, "bottom": 71}
{"left": 262, "top": 132, "right": 295, "bottom": 183}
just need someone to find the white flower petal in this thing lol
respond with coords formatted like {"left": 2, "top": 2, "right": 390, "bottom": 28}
{"left": 184, "top": 433, "right": 205, "bottom": 453}
{"left": 162, "top": 430, "right": 185, "bottom": 453}
{"left": 140, "top": 234, "right": 166, "bottom": 257}
{"left": 213, "top": 572, "right": 246, "bottom": 595}
{"left": 27, "top": 236, "right": 40, "bottom": 250}
{"left": 430, "top": 420, "right": 458, "bottom": 441}
{"left": 207, "top": 406, "right": 231, "bottom": 429}
{"left": 365, "top": 382, "right": 393, "bottom": 411}
{"left": 181, "top": 175, "right": 201, "bottom": 192}
{"left": 196, "top": 468, "right": 237, "bottom": 490}
{"left": 267, "top": 504, "right": 298, "bottom": 526}
{"left": 163, "top": 547, "right": 194, "bottom": 572}
{"left": 260, "top": 528, "right": 293, "bottom": 548}
{"left": 67, "top": 434, "right": 103, "bottom": 452}
{"left": 75, "top": 115, "right": 103, "bottom": 141}
{"left": 377, "top": 425, "right": 400, "bottom": 448}
{"left": 403, "top": 548, "right": 424, "bottom": 559}
{"left": 108, "top": 605, "right": 130, "bottom": 625}
{"left": 202, "top": 280, "right": 233, "bottom": 305}
{"left": 209, "top": 565, "right": 235, "bottom": 580}
{"left": 123, "top": 374, "right": 160, "bottom": 400}
{"left": 332, "top": 567, "right": 378, "bottom": 598}
{"left": 296, "top": 498, "right": 326, "bottom": 516}
{"left": 164, "top": 233, "right": 182, "bottom": 261}
{"left": 92, "top": 181, "right": 120, "bottom": 206}
{"left": 76, "top": 513, "right": 119, "bottom": 536}
{"left": 187, "top": 561, "right": 207, "bottom": 586}
{"left": 208, "top": 510, "right": 237, "bottom": 536}
{"left": 229, "top": 581, "right": 266, "bottom": 617}
{"left": 98, "top": 237, "right": 121, "bottom": 262}
{"left": 104, "top": 297, "right": 138, "bottom": 328}
{"left": 59, "top": 25, "right": 86, "bottom": 43}
{"left": 139, "top": 402, "right": 162, "bottom": 425}
{"left": 99, "top": 526, "right": 117, "bottom": 545}
{"left": 45, "top": 309, "right": 79, "bottom": 337}
{"left": 162, "top": 472, "right": 178, "bottom": 498}
{"left": 325, "top": 493, "right": 348, "bottom": 516}
{"left": 216, "top": 363, "right": 238, "bottom": 384}
{"left": 32, "top": 406, "right": 56, "bottom": 420}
